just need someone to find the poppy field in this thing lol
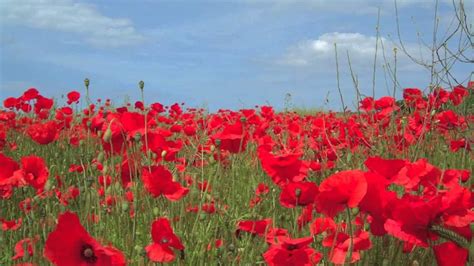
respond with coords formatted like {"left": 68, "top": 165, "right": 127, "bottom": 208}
{"left": 1, "top": 83, "right": 473, "bottom": 265}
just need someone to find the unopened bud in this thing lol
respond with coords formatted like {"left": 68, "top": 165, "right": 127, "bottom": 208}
{"left": 44, "top": 179, "right": 53, "bottom": 191}
{"left": 97, "top": 152, "right": 104, "bottom": 163}
{"left": 84, "top": 78, "right": 90, "bottom": 88}
{"left": 139, "top": 80, "right": 144, "bottom": 90}
{"left": 103, "top": 127, "right": 112, "bottom": 142}
{"left": 351, "top": 207, "right": 359, "bottom": 216}
{"left": 121, "top": 202, "right": 129, "bottom": 212}
{"left": 134, "top": 132, "right": 141, "bottom": 142}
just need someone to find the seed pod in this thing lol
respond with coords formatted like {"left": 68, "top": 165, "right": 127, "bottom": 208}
{"left": 97, "top": 152, "right": 104, "bottom": 163}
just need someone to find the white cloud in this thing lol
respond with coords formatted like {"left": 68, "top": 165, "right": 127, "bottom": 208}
{"left": 279, "top": 32, "right": 382, "bottom": 66}
{"left": 278, "top": 32, "right": 428, "bottom": 71}
{"left": 1, "top": 0, "right": 145, "bottom": 47}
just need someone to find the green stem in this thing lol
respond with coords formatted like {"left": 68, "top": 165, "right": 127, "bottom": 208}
{"left": 345, "top": 207, "right": 353, "bottom": 265}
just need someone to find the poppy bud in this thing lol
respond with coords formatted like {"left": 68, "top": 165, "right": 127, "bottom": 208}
{"left": 84, "top": 78, "right": 90, "bottom": 88}
{"left": 134, "top": 245, "right": 142, "bottom": 253}
{"left": 351, "top": 207, "right": 359, "bottom": 216}
{"left": 138, "top": 80, "right": 144, "bottom": 90}
{"left": 153, "top": 207, "right": 159, "bottom": 216}
{"left": 102, "top": 165, "right": 109, "bottom": 175}
{"left": 199, "top": 213, "right": 206, "bottom": 221}
{"left": 44, "top": 179, "right": 53, "bottom": 191}
{"left": 97, "top": 152, "right": 104, "bottom": 163}
{"left": 121, "top": 202, "right": 129, "bottom": 212}
{"left": 215, "top": 139, "right": 221, "bottom": 147}
{"left": 103, "top": 127, "right": 112, "bottom": 142}
{"left": 134, "top": 132, "right": 141, "bottom": 142}
{"left": 227, "top": 244, "right": 235, "bottom": 252}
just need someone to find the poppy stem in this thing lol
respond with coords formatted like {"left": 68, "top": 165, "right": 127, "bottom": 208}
{"left": 345, "top": 207, "right": 353, "bottom": 265}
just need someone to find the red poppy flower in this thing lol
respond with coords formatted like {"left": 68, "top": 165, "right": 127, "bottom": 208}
{"left": 393, "top": 158, "right": 441, "bottom": 191}
{"left": 322, "top": 230, "right": 372, "bottom": 264}
{"left": 364, "top": 156, "right": 406, "bottom": 182}
{"left": 359, "top": 97, "right": 374, "bottom": 112}
{"left": 145, "top": 217, "right": 184, "bottom": 263}
{"left": 27, "top": 121, "right": 59, "bottom": 145}
{"left": 435, "top": 110, "right": 464, "bottom": 131}
{"left": 141, "top": 165, "right": 189, "bottom": 201}
{"left": 258, "top": 148, "right": 309, "bottom": 186}
{"left": 44, "top": 212, "right": 126, "bottom": 266}
{"left": 442, "top": 169, "right": 470, "bottom": 187}
{"left": 3, "top": 97, "right": 17, "bottom": 109}
{"left": 439, "top": 184, "right": 474, "bottom": 228}
{"left": 144, "top": 131, "right": 182, "bottom": 161}
{"left": 358, "top": 172, "right": 397, "bottom": 236}
{"left": 429, "top": 87, "right": 449, "bottom": 108}
{"left": 151, "top": 102, "right": 165, "bottom": 113}
{"left": 14, "top": 155, "right": 49, "bottom": 193}
{"left": 374, "top": 96, "right": 396, "bottom": 110}
{"left": 0, "top": 153, "right": 20, "bottom": 198}
{"left": 1, "top": 217, "right": 22, "bottom": 231}
{"left": 34, "top": 95, "right": 54, "bottom": 113}
{"left": 66, "top": 91, "right": 80, "bottom": 105}
{"left": 211, "top": 120, "right": 248, "bottom": 153}
{"left": 120, "top": 111, "right": 145, "bottom": 138}
{"left": 450, "top": 139, "right": 471, "bottom": 152}
{"left": 309, "top": 217, "right": 336, "bottom": 236}
{"left": 279, "top": 182, "right": 318, "bottom": 208}
{"left": 384, "top": 195, "right": 442, "bottom": 247}
{"left": 22, "top": 88, "right": 39, "bottom": 101}
{"left": 316, "top": 170, "right": 367, "bottom": 217}
{"left": 263, "top": 236, "right": 322, "bottom": 266}
{"left": 432, "top": 225, "right": 471, "bottom": 266}
{"left": 134, "top": 101, "right": 144, "bottom": 110}
{"left": 236, "top": 218, "right": 272, "bottom": 237}
{"left": 449, "top": 85, "right": 468, "bottom": 106}
{"left": 403, "top": 88, "right": 423, "bottom": 103}
{"left": 12, "top": 237, "right": 35, "bottom": 260}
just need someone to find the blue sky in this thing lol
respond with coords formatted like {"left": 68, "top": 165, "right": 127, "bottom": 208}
{"left": 1, "top": 0, "right": 472, "bottom": 111}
